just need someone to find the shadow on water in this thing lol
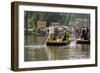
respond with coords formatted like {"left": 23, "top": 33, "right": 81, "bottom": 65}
{"left": 24, "top": 35, "right": 90, "bottom": 61}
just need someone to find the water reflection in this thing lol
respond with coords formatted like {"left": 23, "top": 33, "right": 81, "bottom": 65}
{"left": 24, "top": 35, "right": 90, "bottom": 61}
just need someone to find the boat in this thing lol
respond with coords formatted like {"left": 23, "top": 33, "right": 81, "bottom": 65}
{"left": 46, "top": 26, "right": 70, "bottom": 46}
{"left": 75, "top": 27, "right": 90, "bottom": 44}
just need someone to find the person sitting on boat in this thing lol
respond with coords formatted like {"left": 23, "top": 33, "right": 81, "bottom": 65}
{"left": 81, "top": 28, "right": 88, "bottom": 40}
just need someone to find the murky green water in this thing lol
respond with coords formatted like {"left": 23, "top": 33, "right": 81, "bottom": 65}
{"left": 24, "top": 35, "right": 90, "bottom": 61}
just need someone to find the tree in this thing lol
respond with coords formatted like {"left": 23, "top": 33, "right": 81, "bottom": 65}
{"left": 46, "top": 13, "right": 63, "bottom": 27}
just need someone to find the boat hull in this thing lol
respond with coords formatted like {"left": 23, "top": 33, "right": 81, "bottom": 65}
{"left": 46, "top": 42, "right": 66, "bottom": 46}
{"left": 76, "top": 40, "right": 90, "bottom": 44}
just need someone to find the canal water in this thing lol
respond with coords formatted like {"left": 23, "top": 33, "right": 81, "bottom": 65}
{"left": 24, "top": 35, "right": 90, "bottom": 61}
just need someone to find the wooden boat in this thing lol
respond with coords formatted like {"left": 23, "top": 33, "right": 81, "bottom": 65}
{"left": 46, "top": 26, "right": 70, "bottom": 46}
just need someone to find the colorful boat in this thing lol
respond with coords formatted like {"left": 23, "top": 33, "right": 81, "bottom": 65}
{"left": 46, "top": 26, "right": 70, "bottom": 46}
{"left": 75, "top": 27, "right": 90, "bottom": 44}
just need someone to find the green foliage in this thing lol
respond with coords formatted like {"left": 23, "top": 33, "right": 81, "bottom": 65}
{"left": 24, "top": 11, "right": 73, "bottom": 28}
{"left": 24, "top": 11, "right": 90, "bottom": 34}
